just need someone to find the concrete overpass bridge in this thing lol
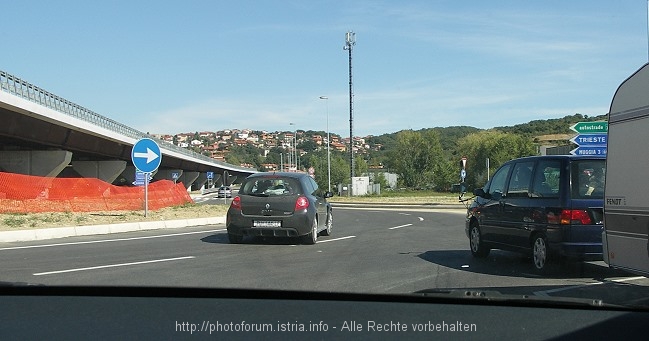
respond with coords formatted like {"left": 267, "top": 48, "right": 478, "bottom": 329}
{"left": 0, "top": 70, "right": 257, "bottom": 190}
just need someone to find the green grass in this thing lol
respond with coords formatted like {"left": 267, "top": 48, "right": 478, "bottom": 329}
{"left": 3, "top": 212, "right": 70, "bottom": 228}
{"left": 3, "top": 215, "right": 28, "bottom": 228}
{"left": 171, "top": 202, "right": 197, "bottom": 210}
{"left": 371, "top": 189, "right": 456, "bottom": 198}
{"left": 328, "top": 190, "right": 461, "bottom": 204}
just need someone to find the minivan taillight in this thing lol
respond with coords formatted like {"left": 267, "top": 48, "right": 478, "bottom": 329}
{"left": 295, "top": 196, "right": 309, "bottom": 210}
{"left": 230, "top": 196, "right": 241, "bottom": 210}
{"left": 559, "top": 209, "right": 592, "bottom": 225}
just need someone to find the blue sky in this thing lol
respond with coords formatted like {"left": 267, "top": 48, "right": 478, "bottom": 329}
{"left": 2, "top": 1, "right": 648, "bottom": 137}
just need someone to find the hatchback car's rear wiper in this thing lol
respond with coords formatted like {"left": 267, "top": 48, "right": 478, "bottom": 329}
{"left": 247, "top": 193, "right": 269, "bottom": 197}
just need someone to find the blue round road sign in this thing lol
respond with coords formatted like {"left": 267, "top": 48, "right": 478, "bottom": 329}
{"left": 131, "top": 138, "right": 162, "bottom": 173}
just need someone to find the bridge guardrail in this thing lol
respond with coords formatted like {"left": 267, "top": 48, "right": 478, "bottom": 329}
{"left": 0, "top": 70, "right": 253, "bottom": 172}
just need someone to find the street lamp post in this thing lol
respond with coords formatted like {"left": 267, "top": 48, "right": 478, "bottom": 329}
{"left": 282, "top": 130, "right": 292, "bottom": 172}
{"left": 289, "top": 122, "right": 296, "bottom": 171}
{"left": 343, "top": 31, "right": 356, "bottom": 192}
{"left": 277, "top": 133, "right": 283, "bottom": 172}
{"left": 319, "top": 96, "right": 331, "bottom": 192}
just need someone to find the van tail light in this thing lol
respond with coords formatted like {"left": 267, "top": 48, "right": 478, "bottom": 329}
{"left": 559, "top": 209, "right": 592, "bottom": 225}
{"left": 295, "top": 196, "right": 309, "bottom": 210}
{"left": 230, "top": 196, "right": 241, "bottom": 211}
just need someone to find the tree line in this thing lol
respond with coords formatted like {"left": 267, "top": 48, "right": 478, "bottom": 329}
{"left": 225, "top": 113, "right": 607, "bottom": 192}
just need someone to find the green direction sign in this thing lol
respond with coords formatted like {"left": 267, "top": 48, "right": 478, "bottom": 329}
{"left": 570, "top": 121, "right": 608, "bottom": 134}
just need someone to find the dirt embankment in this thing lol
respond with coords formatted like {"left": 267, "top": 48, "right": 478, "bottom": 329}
{"left": 0, "top": 203, "right": 228, "bottom": 231}
{"left": 0, "top": 195, "right": 463, "bottom": 231}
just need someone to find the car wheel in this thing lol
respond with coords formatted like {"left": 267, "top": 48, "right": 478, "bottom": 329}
{"left": 469, "top": 223, "right": 490, "bottom": 258}
{"left": 228, "top": 233, "right": 243, "bottom": 244}
{"left": 532, "top": 234, "right": 550, "bottom": 273}
{"left": 302, "top": 217, "right": 318, "bottom": 245}
{"left": 322, "top": 210, "right": 332, "bottom": 236}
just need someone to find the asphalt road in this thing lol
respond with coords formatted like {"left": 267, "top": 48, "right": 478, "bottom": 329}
{"left": 1, "top": 205, "right": 648, "bottom": 306}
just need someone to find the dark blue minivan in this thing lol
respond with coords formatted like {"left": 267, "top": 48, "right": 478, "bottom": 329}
{"left": 465, "top": 155, "right": 605, "bottom": 273}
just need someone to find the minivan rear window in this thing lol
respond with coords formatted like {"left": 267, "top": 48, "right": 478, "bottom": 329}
{"left": 571, "top": 160, "right": 606, "bottom": 199}
{"left": 531, "top": 160, "right": 561, "bottom": 198}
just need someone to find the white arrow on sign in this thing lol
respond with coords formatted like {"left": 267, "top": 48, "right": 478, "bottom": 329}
{"left": 133, "top": 148, "right": 160, "bottom": 164}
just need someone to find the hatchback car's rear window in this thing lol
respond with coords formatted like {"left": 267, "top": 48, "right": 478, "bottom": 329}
{"left": 571, "top": 159, "right": 606, "bottom": 199}
{"left": 240, "top": 178, "right": 299, "bottom": 196}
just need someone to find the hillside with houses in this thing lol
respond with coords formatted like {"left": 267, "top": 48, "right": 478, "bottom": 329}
{"left": 151, "top": 113, "right": 607, "bottom": 173}
{"left": 151, "top": 129, "right": 376, "bottom": 171}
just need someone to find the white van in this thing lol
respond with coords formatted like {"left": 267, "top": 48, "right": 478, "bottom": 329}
{"left": 603, "top": 62, "right": 649, "bottom": 276}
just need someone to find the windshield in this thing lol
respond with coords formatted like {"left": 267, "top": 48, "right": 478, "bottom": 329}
{"left": 2, "top": 0, "right": 649, "bottom": 331}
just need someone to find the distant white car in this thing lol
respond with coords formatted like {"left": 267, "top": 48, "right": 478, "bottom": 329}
{"left": 217, "top": 186, "right": 232, "bottom": 198}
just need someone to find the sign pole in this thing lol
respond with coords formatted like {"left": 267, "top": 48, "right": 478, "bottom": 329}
{"left": 131, "top": 138, "right": 162, "bottom": 218}
{"left": 144, "top": 172, "right": 149, "bottom": 217}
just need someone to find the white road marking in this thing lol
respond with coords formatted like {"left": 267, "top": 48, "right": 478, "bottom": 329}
{"left": 33, "top": 256, "right": 195, "bottom": 276}
{"left": 389, "top": 224, "right": 413, "bottom": 230}
{"left": 418, "top": 217, "right": 424, "bottom": 221}
{"left": 316, "top": 236, "right": 357, "bottom": 243}
{"left": 0, "top": 229, "right": 226, "bottom": 251}
{"left": 612, "top": 276, "right": 646, "bottom": 283}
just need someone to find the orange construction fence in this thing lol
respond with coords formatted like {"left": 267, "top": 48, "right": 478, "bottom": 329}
{"left": 0, "top": 172, "right": 193, "bottom": 213}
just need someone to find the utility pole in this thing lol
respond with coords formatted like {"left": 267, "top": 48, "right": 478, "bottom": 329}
{"left": 344, "top": 31, "right": 356, "bottom": 188}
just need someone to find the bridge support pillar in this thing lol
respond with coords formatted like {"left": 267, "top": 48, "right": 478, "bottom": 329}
{"left": 0, "top": 150, "right": 72, "bottom": 177}
{"left": 71, "top": 160, "right": 127, "bottom": 183}
{"left": 193, "top": 173, "right": 209, "bottom": 191}
{"left": 227, "top": 174, "right": 238, "bottom": 186}
{"left": 212, "top": 174, "right": 223, "bottom": 187}
{"left": 154, "top": 169, "right": 184, "bottom": 183}
{"left": 179, "top": 171, "right": 200, "bottom": 191}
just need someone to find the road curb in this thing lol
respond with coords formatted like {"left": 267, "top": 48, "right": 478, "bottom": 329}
{"left": 0, "top": 216, "right": 226, "bottom": 243}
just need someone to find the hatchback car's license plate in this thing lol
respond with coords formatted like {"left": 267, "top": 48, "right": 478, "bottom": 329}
{"left": 253, "top": 220, "right": 281, "bottom": 228}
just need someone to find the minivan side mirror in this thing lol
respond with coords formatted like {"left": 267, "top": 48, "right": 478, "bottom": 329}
{"left": 473, "top": 188, "right": 489, "bottom": 199}
{"left": 324, "top": 191, "right": 334, "bottom": 198}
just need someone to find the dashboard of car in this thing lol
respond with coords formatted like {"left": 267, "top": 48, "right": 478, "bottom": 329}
{"left": 1, "top": 286, "right": 646, "bottom": 339}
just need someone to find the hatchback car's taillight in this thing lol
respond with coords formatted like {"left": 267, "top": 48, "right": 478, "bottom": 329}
{"left": 295, "top": 196, "right": 309, "bottom": 210}
{"left": 230, "top": 196, "right": 241, "bottom": 210}
{"left": 559, "top": 209, "right": 592, "bottom": 225}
